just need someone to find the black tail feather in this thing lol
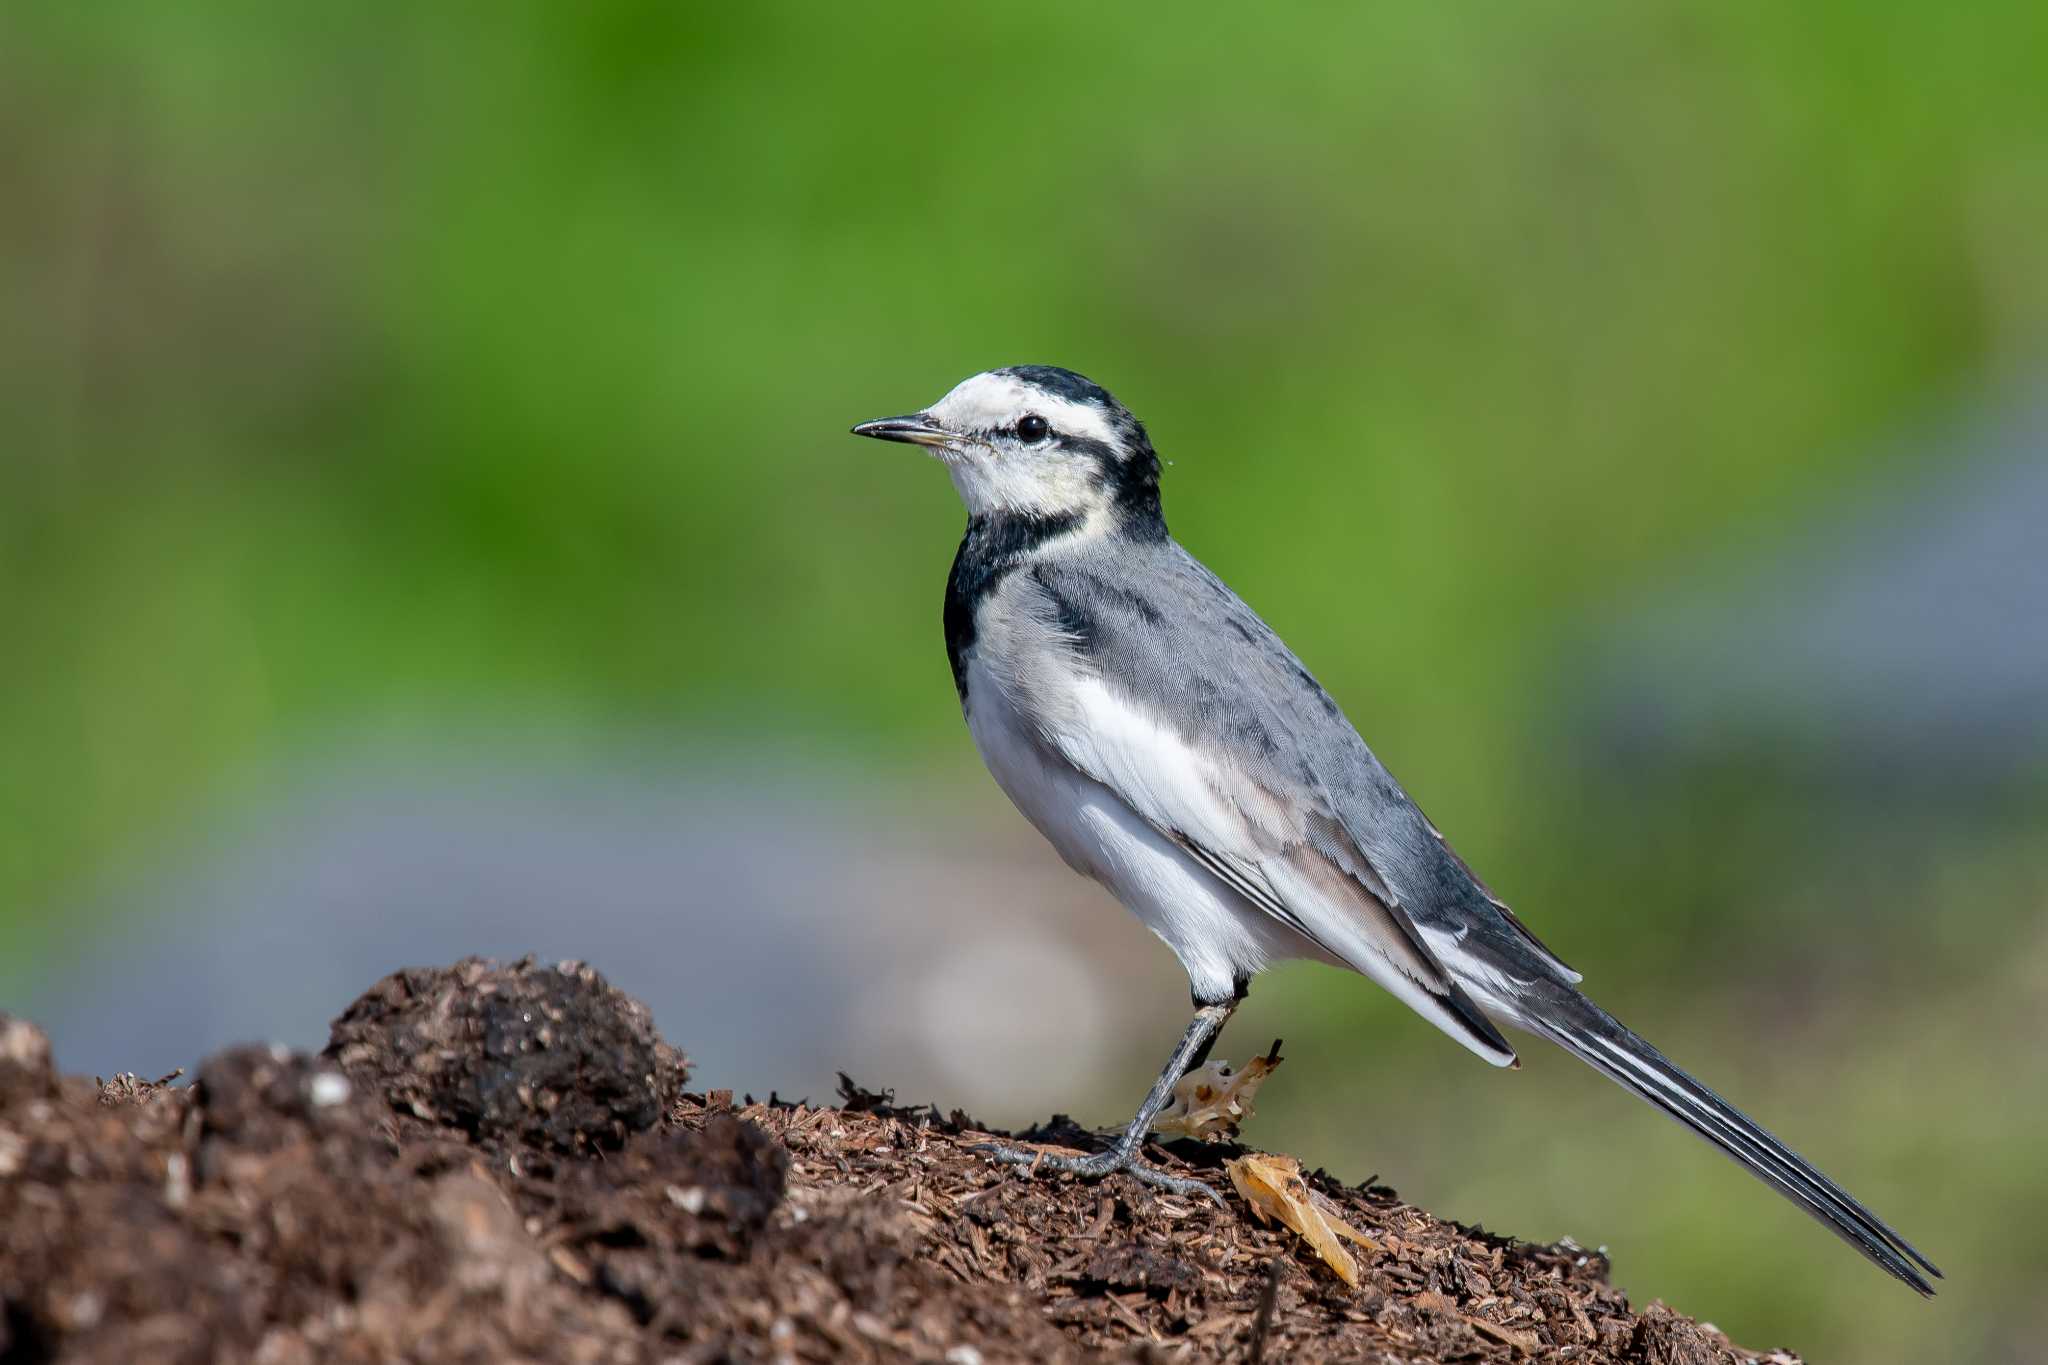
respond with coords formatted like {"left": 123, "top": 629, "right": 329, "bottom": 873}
{"left": 1527, "top": 989, "right": 1940, "bottom": 1296}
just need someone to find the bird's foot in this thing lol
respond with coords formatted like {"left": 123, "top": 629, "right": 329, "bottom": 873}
{"left": 972, "top": 1139, "right": 1224, "bottom": 1205}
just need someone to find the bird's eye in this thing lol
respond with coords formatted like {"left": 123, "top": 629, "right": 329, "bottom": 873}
{"left": 1016, "top": 414, "right": 1051, "bottom": 443}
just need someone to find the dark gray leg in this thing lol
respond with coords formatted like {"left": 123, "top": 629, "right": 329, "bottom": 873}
{"left": 975, "top": 996, "right": 1239, "bottom": 1204}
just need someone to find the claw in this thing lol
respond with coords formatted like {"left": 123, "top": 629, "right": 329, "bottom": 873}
{"left": 1122, "top": 1161, "right": 1226, "bottom": 1205}
{"left": 971, "top": 1140, "right": 1224, "bottom": 1206}
{"left": 969, "top": 999, "right": 1244, "bottom": 1213}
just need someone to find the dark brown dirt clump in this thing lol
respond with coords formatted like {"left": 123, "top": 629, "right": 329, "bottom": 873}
{"left": 0, "top": 956, "right": 1804, "bottom": 1363}
{"left": 326, "top": 955, "right": 687, "bottom": 1157}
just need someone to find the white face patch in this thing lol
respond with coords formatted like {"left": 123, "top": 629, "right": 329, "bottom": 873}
{"left": 919, "top": 370, "right": 1128, "bottom": 520}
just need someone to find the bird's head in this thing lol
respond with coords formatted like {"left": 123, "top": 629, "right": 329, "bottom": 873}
{"left": 854, "top": 366, "right": 1164, "bottom": 532}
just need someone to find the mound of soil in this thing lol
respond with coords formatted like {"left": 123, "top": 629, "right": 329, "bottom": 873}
{"left": 0, "top": 957, "right": 1801, "bottom": 1363}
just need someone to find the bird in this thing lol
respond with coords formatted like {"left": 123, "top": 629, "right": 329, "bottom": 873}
{"left": 852, "top": 364, "right": 1939, "bottom": 1295}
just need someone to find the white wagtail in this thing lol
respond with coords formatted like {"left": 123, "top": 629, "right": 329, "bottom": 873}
{"left": 853, "top": 366, "right": 1938, "bottom": 1294}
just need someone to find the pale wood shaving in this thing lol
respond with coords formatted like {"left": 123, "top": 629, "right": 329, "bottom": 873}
{"left": 1150, "top": 1041, "right": 1284, "bottom": 1143}
{"left": 1226, "top": 1152, "right": 1379, "bottom": 1287}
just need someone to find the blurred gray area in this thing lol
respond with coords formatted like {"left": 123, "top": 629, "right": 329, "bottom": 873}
{"left": 18, "top": 743, "right": 1185, "bottom": 1121}
{"left": 1582, "top": 387, "right": 2048, "bottom": 779}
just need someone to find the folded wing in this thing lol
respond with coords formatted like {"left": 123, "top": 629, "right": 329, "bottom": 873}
{"left": 1037, "top": 669, "right": 1518, "bottom": 1066}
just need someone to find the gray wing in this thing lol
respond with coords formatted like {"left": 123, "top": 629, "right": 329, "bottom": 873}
{"left": 1013, "top": 541, "right": 1579, "bottom": 1062}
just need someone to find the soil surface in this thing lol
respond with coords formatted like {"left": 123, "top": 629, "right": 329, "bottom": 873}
{"left": 0, "top": 957, "right": 1804, "bottom": 1363}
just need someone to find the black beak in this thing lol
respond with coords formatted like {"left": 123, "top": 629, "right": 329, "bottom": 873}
{"left": 850, "top": 414, "right": 954, "bottom": 448}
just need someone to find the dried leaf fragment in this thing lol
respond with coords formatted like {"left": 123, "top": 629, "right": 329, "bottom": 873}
{"left": 1226, "top": 1152, "right": 1378, "bottom": 1286}
{"left": 1149, "top": 1040, "right": 1283, "bottom": 1143}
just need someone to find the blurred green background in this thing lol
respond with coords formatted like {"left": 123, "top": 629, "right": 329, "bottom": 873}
{"left": 4, "top": 2, "right": 2045, "bottom": 1358}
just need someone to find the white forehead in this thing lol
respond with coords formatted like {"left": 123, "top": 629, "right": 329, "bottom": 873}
{"left": 927, "top": 371, "right": 1120, "bottom": 446}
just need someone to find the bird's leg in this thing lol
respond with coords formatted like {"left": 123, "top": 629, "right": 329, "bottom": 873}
{"left": 975, "top": 994, "right": 1240, "bottom": 1203}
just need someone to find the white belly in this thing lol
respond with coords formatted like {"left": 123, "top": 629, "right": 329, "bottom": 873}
{"left": 962, "top": 658, "right": 1300, "bottom": 1003}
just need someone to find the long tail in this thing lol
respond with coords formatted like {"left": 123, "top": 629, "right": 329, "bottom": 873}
{"left": 1519, "top": 985, "right": 1941, "bottom": 1296}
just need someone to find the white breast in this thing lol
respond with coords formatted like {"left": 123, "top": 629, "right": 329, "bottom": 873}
{"left": 961, "top": 654, "right": 1303, "bottom": 1003}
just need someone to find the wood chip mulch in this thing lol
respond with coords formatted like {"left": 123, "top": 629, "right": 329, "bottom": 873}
{"left": 713, "top": 1078, "right": 1798, "bottom": 1364}
{"left": 0, "top": 958, "right": 1804, "bottom": 1363}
